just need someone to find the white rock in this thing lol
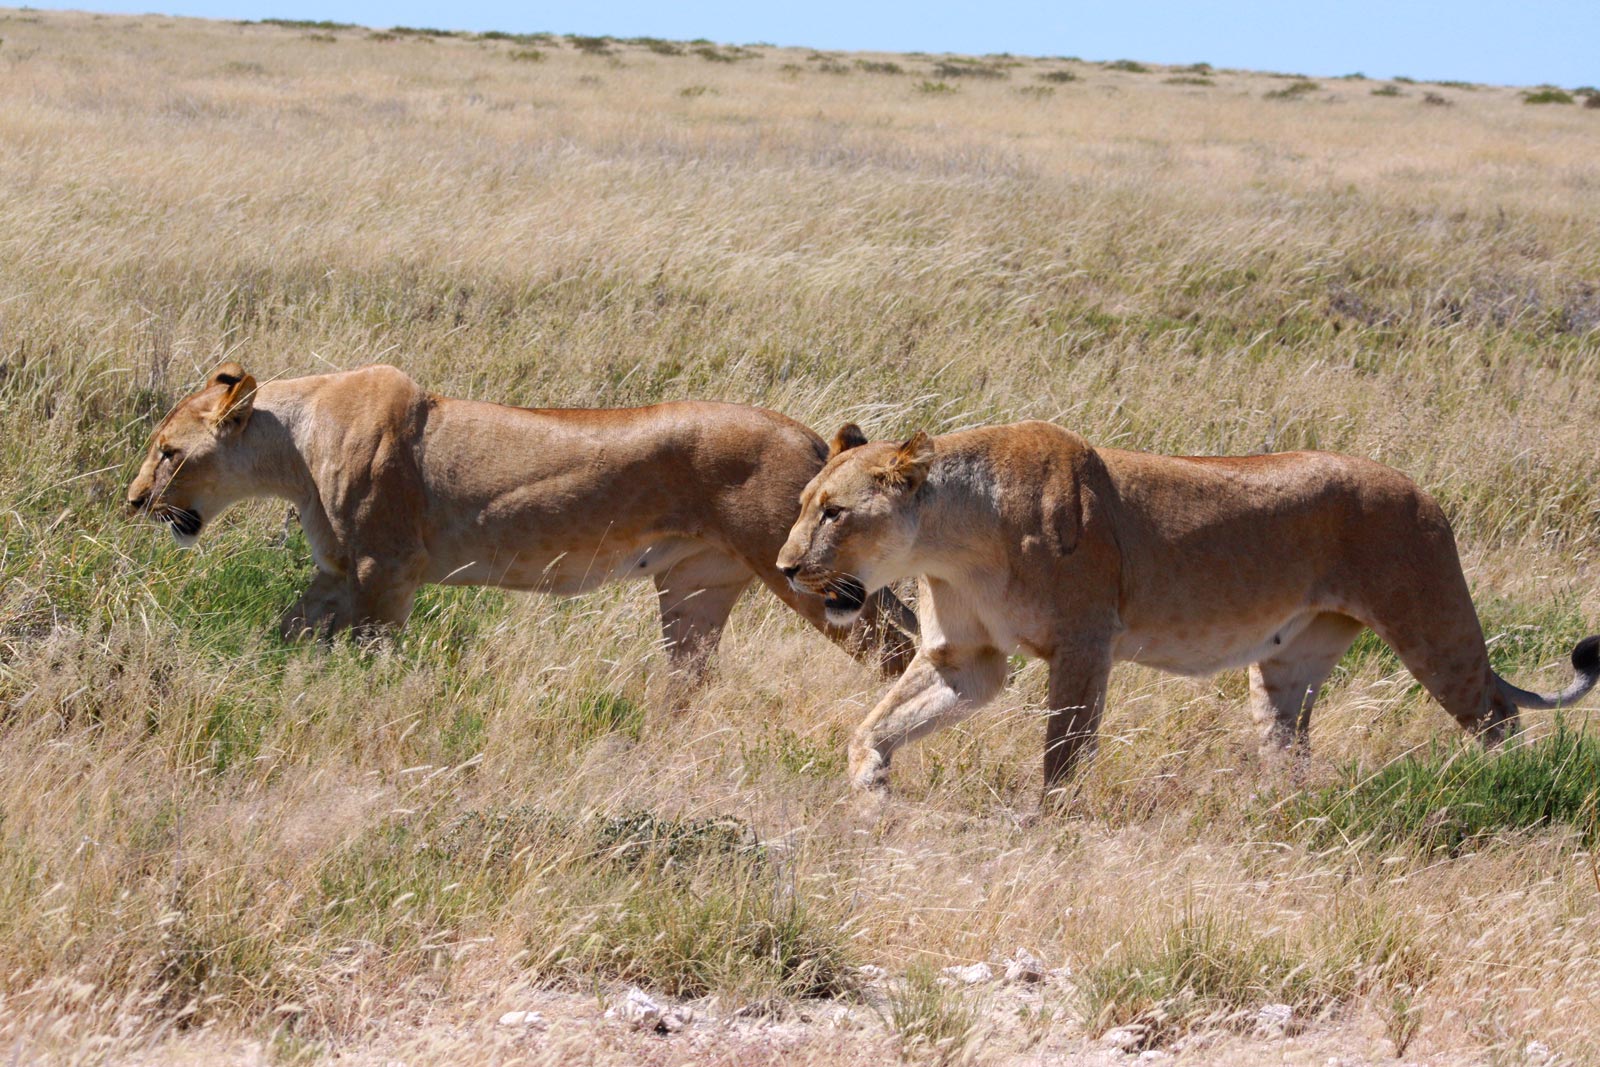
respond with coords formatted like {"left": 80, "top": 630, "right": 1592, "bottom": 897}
{"left": 1524, "top": 1041, "right": 1553, "bottom": 1063}
{"left": 1003, "top": 948, "right": 1046, "bottom": 983}
{"left": 1137, "top": 1052, "right": 1171, "bottom": 1062}
{"left": 1100, "top": 1025, "right": 1148, "bottom": 1052}
{"left": 606, "top": 988, "right": 663, "bottom": 1030}
{"left": 605, "top": 987, "right": 693, "bottom": 1033}
{"left": 856, "top": 964, "right": 890, "bottom": 981}
{"left": 940, "top": 962, "right": 994, "bottom": 985}
{"left": 1254, "top": 1002, "right": 1295, "bottom": 1036}
{"left": 496, "top": 1010, "right": 546, "bottom": 1029}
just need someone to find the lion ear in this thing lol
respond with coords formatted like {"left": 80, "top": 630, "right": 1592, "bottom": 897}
{"left": 207, "top": 362, "right": 256, "bottom": 434}
{"left": 877, "top": 430, "right": 934, "bottom": 491}
{"left": 828, "top": 423, "right": 868, "bottom": 460}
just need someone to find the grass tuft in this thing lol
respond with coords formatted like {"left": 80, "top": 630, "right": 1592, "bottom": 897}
{"left": 1285, "top": 717, "right": 1600, "bottom": 855}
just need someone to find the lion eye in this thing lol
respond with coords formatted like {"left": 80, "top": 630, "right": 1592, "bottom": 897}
{"left": 821, "top": 505, "right": 845, "bottom": 523}
{"left": 159, "top": 446, "right": 180, "bottom": 462}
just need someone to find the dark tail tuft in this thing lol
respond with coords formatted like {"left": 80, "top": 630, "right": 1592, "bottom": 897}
{"left": 1573, "top": 634, "right": 1600, "bottom": 678}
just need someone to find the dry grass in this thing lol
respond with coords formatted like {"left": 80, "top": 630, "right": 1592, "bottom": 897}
{"left": 1, "top": 10, "right": 1598, "bottom": 1065}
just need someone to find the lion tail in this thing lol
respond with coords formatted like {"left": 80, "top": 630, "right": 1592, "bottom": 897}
{"left": 1495, "top": 635, "right": 1600, "bottom": 711}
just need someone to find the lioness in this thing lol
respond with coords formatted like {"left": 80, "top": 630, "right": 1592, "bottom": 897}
{"left": 777, "top": 421, "right": 1598, "bottom": 801}
{"left": 125, "top": 363, "right": 916, "bottom": 692}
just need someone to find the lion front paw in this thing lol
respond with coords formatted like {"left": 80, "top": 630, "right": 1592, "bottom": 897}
{"left": 847, "top": 745, "right": 890, "bottom": 795}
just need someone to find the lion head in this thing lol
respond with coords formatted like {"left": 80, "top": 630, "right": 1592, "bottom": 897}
{"left": 776, "top": 424, "right": 934, "bottom": 626}
{"left": 125, "top": 362, "right": 258, "bottom": 546}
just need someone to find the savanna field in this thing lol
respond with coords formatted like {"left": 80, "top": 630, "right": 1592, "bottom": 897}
{"left": 2, "top": 10, "right": 1600, "bottom": 1064}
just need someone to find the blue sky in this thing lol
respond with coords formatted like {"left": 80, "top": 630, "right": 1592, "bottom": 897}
{"left": 22, "top": 1, "right": 1598, "bottom": 87}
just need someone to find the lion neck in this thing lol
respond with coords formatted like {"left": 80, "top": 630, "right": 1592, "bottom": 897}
{"left": 900, "top": 450, "right": 1008, "bottom": 582}
{"left": 233, "top": 386, "right": 321, "bottom": 510}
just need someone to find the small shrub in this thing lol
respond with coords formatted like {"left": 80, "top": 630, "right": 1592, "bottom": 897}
{"left": 1264, "top": 80, "right": 1320, "bottom": 100}
{"left": 260, "top": 18, "right": 354, "bottom": 30}
{"left": 1341, "top": 71, "right": 1368, "bottom": 80}
{"left": 887, "top": 965, "right": 984, "bottom": 1064}
{"left": 1394, "top": 75, "right": 1416, "bottom": 83}
{"left": 1176, "top": 62, "right": 1212, "bottom": 73}
{"left": 1523, "top": 88, "right": 1574, "bottom": 105}
{"left": 1587, "top": 95, "right": 1600, "bottom": 109}
{"left": 1165, "top": 76, "right": 1213, "bottom": 86}
{"left": 855, "top": 59, "right": 903, "bottom": 75}
{"left": 1421, "top": 91, "right": 1451, "bottom": 106}
{"left": 1432, "top": 79, "right": 1478, "bottom": 90}
{"left": 678, "top": 84, "right": 715, "bottom": 98}
{"left": 1283, "top": 717, "right": 1600, "bottom": 855}
{"left": 1038, "top": 70, "right": 1077, "bottom": 83}
{"left": 1371, "top": 84, "right": 1403, "bottom": 97}
{"left": 1105, "top": 59, "right": 1148, "bottom": 73}
{"left": 693, "top": 45, "right": 738, "bottom": 63}
{"left": 568, "top": 34, "right": 613, "bottom": 55}
{"left": 367, "top": 31, "right": 395, "bottom": 42}
{"left": 509, "top": 48, "right": 543, "bottom": 62}
{"left": 1016, "top": 85, "right": 1054, "bottom": 99}
{"left": 933, "top": 60, "right": 1005, "bottom": 79}
{"left": 302, "top": 32, "right": 336, "bottom": 44}
{"left": 391, "top": 26, "right": 457, "bottom": 38}
{"left": 815, "top": 60, "right": 850, "bottom": 75}
{"left": 916, "top": 80, "right": 957, "bottom": 94}
{"left": 642, "top": 38, "right": 684, "bottom": 55}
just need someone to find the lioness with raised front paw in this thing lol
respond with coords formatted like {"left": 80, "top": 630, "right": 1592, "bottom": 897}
{"left": 125, "top": 363, "right": 916, "bottom": 695}
{"left": 777, "top": 421, "right": 1598, "bottom": 803}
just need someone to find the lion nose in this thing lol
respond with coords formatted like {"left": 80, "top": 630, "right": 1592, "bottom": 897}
{"left": 126, "top": 493, "right": 148, "bottom": 515}
{"left": 779, "top": 563, "right": 800, "bottom": 580}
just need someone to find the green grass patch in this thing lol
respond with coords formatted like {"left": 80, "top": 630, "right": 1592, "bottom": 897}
{"left": 886, "top": 963, "right": 984, "bottom": 1063}
{"left": 1284, "top": 717, "right": 1600, "bottom": 855}
{"left": 1523, "top": 89, "right": 1575, "bottom": 105}
{"left": 320, "top": 807, "right": 846, "bottom": 1001}
{"left": 1076, "top": 903, "right": 1428, "bottom": 1048}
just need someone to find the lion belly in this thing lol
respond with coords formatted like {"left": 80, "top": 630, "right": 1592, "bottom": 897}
{"left": 1113, "top": 610, "right": 1319, "bottom": 676}
{"left": 429, "top": 536, "right": 704, "bottom": 595}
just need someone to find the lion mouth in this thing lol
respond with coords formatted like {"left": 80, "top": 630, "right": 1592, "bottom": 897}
{"left": 822, "top": 575, "right": 867, "bottom": 618}
{"left": 164, "top": 506, "right": 203, "bottom": 539}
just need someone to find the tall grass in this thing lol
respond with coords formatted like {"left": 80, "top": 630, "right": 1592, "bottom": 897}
{"left": 0, "top": 9, "right": 1597, "bottom": 1064}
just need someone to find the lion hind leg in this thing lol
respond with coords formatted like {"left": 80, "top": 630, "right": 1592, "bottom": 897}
{"left": 1250, "top": 612, "right": 1366, "bottom": 764}
{"left": 653, "top": 550, "right": 755, "bottom": 712}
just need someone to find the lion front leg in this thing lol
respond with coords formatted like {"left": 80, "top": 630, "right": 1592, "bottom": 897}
{"left": 279, "top": 568, "right": 351, "bottom": 640}
{"left": 847, "top": 645, "right": 1008, "bottom": 795}
{"left": 1042, "top": 645, "right": 1113, "bottom": 807}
